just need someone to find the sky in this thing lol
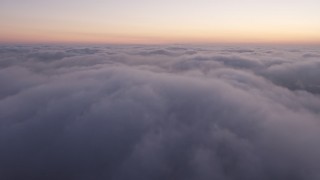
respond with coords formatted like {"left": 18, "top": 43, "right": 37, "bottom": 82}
{"left": 1, "top": 0, "right": 320, "bottom": 44}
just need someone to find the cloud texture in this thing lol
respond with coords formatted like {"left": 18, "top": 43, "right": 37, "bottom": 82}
{"left": 0, "top": 44, "right": 320, "bottom": 180}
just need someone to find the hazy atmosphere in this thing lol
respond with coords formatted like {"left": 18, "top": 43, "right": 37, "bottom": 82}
{"left": 1, "top": 0, "right": 320, "bottom": 180}
{"left": 1, "top": 0, "right": 320, "bottom": 44}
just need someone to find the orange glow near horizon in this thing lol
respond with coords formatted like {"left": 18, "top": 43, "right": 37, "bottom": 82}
{"left": 1, "top": 0, "right": 320, "bottom": 45}
{"left": 2, "top": 27, "right": 320, "bottom": 45}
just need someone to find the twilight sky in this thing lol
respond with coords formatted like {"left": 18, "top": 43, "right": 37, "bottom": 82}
{"left": 1, "top": 0, "right": 320, "bottom": 44}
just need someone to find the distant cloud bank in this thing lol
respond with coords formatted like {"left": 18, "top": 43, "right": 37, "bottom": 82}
{"left": 0, "top": 44, "right": 320, "bottom": 180}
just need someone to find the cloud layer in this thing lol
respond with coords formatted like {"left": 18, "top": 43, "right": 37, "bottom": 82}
{"left": 0, "top": 44, "right": 320, "bottom": 180}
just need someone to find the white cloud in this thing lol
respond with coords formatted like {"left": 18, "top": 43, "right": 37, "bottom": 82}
{"left": 0, "top": 44, "right": 319, "bottom": 180}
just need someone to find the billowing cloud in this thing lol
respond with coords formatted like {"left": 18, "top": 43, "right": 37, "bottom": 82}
{"left": 0, "top": 44, "right": 320, "bottom": 180}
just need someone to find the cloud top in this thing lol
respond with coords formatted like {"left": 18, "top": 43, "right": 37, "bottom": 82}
{"left": 0, "top": 44, "right": 320, "bottom": 180}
